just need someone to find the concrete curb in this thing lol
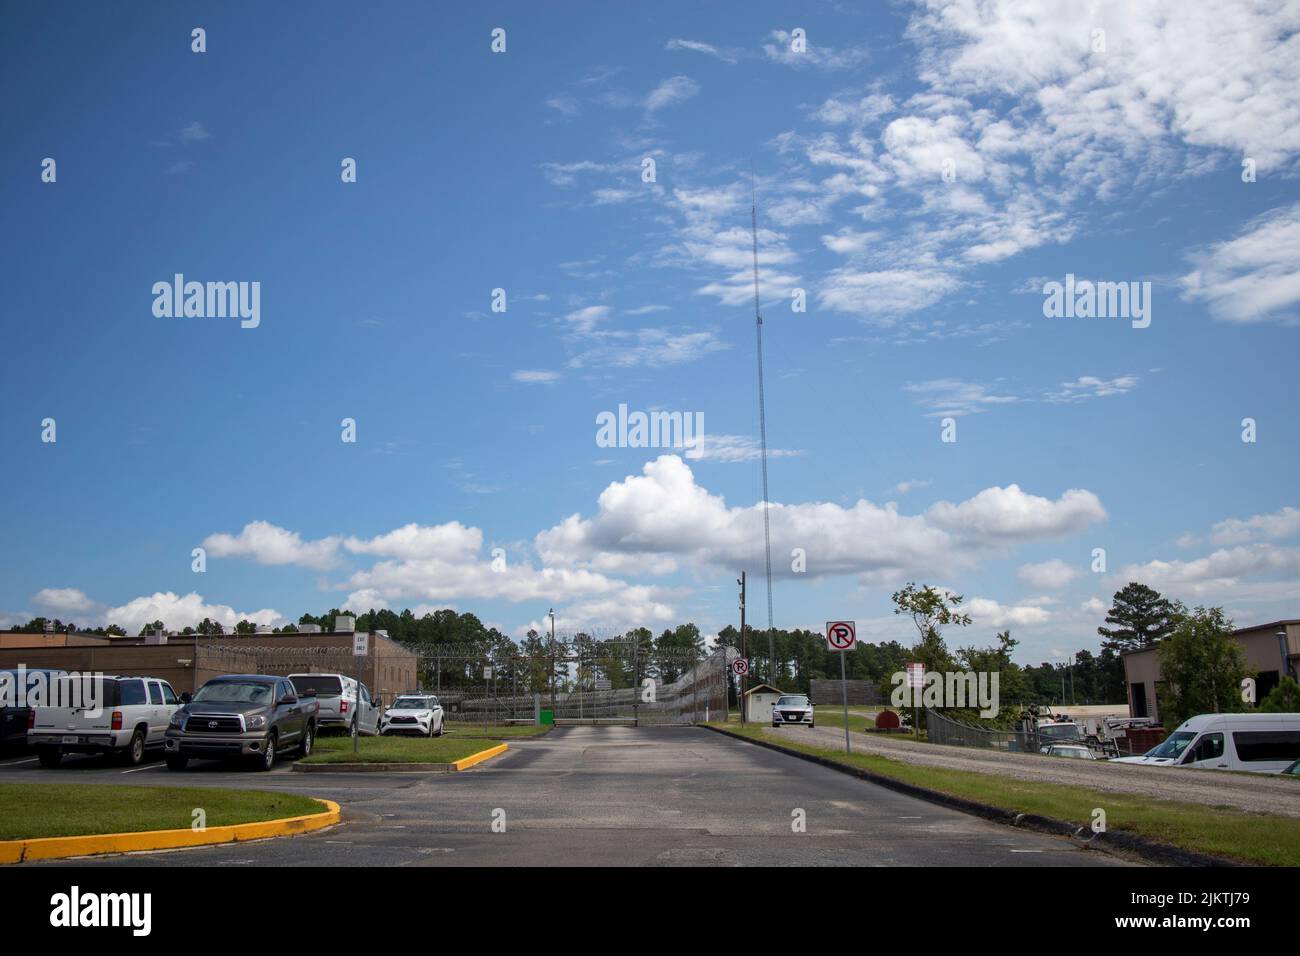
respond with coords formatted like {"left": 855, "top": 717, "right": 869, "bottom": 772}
{"left": 0, "top": 798, "right": 340, "bottom": 865}
{"left": 453, "top": 742, "right": 509, "bottom": 770}
{"left": 293, "top": 762, "right": 454, "bottom": 773}
{"left": 703, "top": 725, "right": 1240, "bottom": 868}
{"left": 293, "top": 742, "right": 509, "bottom": 774}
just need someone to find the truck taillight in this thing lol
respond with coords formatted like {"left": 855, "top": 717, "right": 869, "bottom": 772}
{"left": 27, "top": 710, "right": 35, "bottom": 729}
{"left": 111, "top": 711, "right": 123, "bottom": 731}
{"left": 340, "top": 700, "right": 348, "bottom": 713}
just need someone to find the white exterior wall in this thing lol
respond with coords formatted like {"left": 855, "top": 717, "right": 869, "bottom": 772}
{"left": 747, "top": 692, "right": 780, "bottom": 723}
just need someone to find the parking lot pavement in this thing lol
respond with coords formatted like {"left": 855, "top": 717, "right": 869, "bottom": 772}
{"left": 4, "top": 727, "right": 1135, "bottom": 867}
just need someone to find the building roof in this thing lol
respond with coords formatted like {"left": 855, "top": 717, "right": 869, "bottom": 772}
{"left": 1120, "top": 618, "right": 1299, "bottom": 656}
{"left": 742, "top": 683, "right": 786, "bottom": 696}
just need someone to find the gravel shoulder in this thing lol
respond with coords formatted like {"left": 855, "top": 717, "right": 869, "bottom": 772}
{"left": 765, "top": 725, "right": 1300, "bottom": 818}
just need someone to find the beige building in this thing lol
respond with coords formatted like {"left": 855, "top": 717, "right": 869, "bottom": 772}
{"left": 0, "top": 630, "right": 417, "bottom": 701}
{"left": 1122, "top": 619, "right": 1299, "bottom": 724}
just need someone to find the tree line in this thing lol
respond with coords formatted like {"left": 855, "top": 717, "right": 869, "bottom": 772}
{"left": 11, "top": 581, "right": 1296, "bottom": 719}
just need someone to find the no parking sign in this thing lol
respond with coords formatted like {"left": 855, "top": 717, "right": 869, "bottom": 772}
{"left": 825, "top": 620, "right": 856, "bottom": 652}
{"left": 826, "top": 620, "right": 856, "bottom": 755}
{"left": 732, "top": 658, "right": 750, "bottom": 677}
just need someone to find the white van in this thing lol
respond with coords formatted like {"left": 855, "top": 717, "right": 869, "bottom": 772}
{"left": 288, "top": 673, "right": 381, "bottom": 735}
{"left": 1112, "top": 712, "right": 1300, "bottom": 774}
{"left": 28, "top": 674, "right": 183, "bottom": 767}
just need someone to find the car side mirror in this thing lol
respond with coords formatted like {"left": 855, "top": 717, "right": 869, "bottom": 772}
{"left": 279, "top": 694, "right": 298, "bottom": 705}
{"left": 180, "top": 692, "right": 192, "bottom": 704}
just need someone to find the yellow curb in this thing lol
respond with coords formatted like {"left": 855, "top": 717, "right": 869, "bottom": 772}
{"left": 0, "top": 798, "right": 340, "bottom": 865}
{"left": 452, "top": 742, "right": 508, "bottom": 771}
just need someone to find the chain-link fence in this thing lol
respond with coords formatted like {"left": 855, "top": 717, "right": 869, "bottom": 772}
{"left": 924, "top": 707, "right": 1040, "bottom": 752}
{"left": 192, "top": 639, "right": 738, "bottom": 728}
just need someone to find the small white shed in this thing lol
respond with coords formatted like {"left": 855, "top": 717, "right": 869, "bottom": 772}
{"left": 743, "top": 684, "right": 785, "bottom": 723}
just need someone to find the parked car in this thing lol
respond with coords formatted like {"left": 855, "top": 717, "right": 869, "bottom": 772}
{"left": 1042, "top": 743, "right": 1097, "bottom": 759}
{"left": 1110, "top": 713, "right": 1300, "bottom": 773}
{"left": 164, "top": 675, "right": 318, "bottom": 772}
{"left": 288, "top": 673, "right": 381, "bottom": 735}
{"left": 28, "top": 674, "right": 182, "bottom": 767}
{"left": 771, "top": 694, "right": 815, "bottom": 728}
{"left": 0, "top": 668, "right": 67, "bottom": 753}
{"left": 1280, "top": 757, "right": 1300, "bottom": 777}
{"left": 380, "top": 694, "right": 444, "bottom": 737}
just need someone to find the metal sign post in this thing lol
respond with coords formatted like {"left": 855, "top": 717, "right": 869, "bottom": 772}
{"left": 906, "top": 662, "right": 924, "bottom": 741}
{"left": 352, "top": 632, "right": 369, "bottom": 755}
{"left": 826, "top": 621, "right": 856, "bottom": 754}
{"left": 731, "top": 658, "right": 749, "bottom": 723}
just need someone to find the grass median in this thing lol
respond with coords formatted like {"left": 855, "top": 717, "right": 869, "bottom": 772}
{"left": 302, "top": 734, "right": 502, "bottom": 764}
{"left": 710, "top": 723, "right": 1300, "bottom": 866}
{"left": 0, "top": 784, "right": 322, "bottom": 842}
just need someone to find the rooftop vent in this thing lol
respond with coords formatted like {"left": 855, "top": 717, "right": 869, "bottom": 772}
{"left": 334, "top": 615, "right": 355, "bottom": 634}
{"left": 298, "top": 623, "right": 321, "bottom": 633}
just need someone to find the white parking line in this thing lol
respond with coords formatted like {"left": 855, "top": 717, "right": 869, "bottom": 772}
{"left": 0, "top": 757, "right": 38, "bottom": 766}
{"left": 121, "top": 764, "right": 165, "bottom": 774}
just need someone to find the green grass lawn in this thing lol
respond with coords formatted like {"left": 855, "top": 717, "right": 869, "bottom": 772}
{"left": 710, "top": 723, "right": 1300, "bottom": 866}
{"left": 301, "top": 734, "right": 502, "bottom": 764}
{"left": 0, "top": 784, "right": 323, "bottom": 841}
{"left": 443, "top": 722, "right": 551, "bottom": 738}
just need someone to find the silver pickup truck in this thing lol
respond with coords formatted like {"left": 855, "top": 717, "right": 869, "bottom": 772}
{"left": 164, "top": 674, "right": 318, "bottom": 771}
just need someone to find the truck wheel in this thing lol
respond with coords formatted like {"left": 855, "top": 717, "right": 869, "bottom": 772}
{"left": 255, "top": 732, "right": 277, "bottom": 771}
{"left": 37, "top": 746, "right": 62, "bottom": 768}
{"left": 121, "top": 728, "right": 146, "bottom": 766}
{"left": 297, "top": 723, "right": 314, "bottom": 758}
{"left": 165, "top": 755, "right": 188, "bottom": 771}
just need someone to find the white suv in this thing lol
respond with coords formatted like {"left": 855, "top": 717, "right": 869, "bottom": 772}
{"left": 28, "top": 675, "right": 182, "bottom": 767}
{"left": 379, "top": 694, "right": 445, "bottom": 737}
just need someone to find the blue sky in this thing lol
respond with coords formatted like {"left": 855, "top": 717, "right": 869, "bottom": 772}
{"left": 3, "top": 1, "right": 1299, "bottom": 664}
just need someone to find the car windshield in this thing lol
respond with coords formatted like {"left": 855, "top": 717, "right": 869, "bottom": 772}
{"left": 1285, "top": 759, "right": 1300, "bottom": 776}
{"left": 194, "top": 681, "right": 272, "bottom": 704}
{"left": 1039, "top": 724, "right": 1081, "bottom": 740}
{"left": 776, "top": 696, "right": 809, "bottom": 706}
{"left": 392, "top": 697, "right": 432, "bottom": 709}
{"left": 1147, "top": 731, "right": 1195, "bottom": 759}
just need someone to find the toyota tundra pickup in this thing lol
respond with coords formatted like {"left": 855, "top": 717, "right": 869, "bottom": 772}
{"left": 164, "top": 674, "right": 318, "bottom": 771}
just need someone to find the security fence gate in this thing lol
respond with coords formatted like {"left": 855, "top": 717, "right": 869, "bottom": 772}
{"left": 192, "top": 640, "right": 738, "bottom": 727}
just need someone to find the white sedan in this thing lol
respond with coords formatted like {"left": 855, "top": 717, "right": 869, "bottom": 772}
{"left": 1042, "top": 744, "right": 1097, "bottom": 759}
{"left": 379, "top": 695, "right": 445, "bottom": 737}
{"left": 771, "top": 695, "right": 815, "bottom": 728}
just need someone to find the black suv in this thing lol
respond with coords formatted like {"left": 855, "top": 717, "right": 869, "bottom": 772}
{"left": 164, "top": 674, "right": 318, "bottom": 771}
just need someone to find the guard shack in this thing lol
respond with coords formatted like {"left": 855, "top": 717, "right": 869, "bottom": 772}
{"left": 743, "top": 683, "right": 785, "bottom": 723}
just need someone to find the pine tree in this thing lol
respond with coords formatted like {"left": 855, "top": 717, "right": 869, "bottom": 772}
{"left": 1097, "top": 582, "right": 1178, "bottom": 651}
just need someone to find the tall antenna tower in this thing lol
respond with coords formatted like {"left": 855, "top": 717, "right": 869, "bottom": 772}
{"left": 751, "top": 178, "right": 775, "bottom": 683}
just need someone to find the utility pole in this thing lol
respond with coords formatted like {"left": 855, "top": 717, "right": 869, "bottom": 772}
{"left": 547, "top": 608, "right": 556, "bottom": 712}
{"left": 738, "top": 572, "right": 747, "bottom": 725}
{"left": 751, "top": 181, "right": 776, "bottom": 688}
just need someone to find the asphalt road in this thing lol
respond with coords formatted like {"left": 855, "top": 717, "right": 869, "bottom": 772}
{"left": 0, "top": 726, "right": 1134, "bottom": 866}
